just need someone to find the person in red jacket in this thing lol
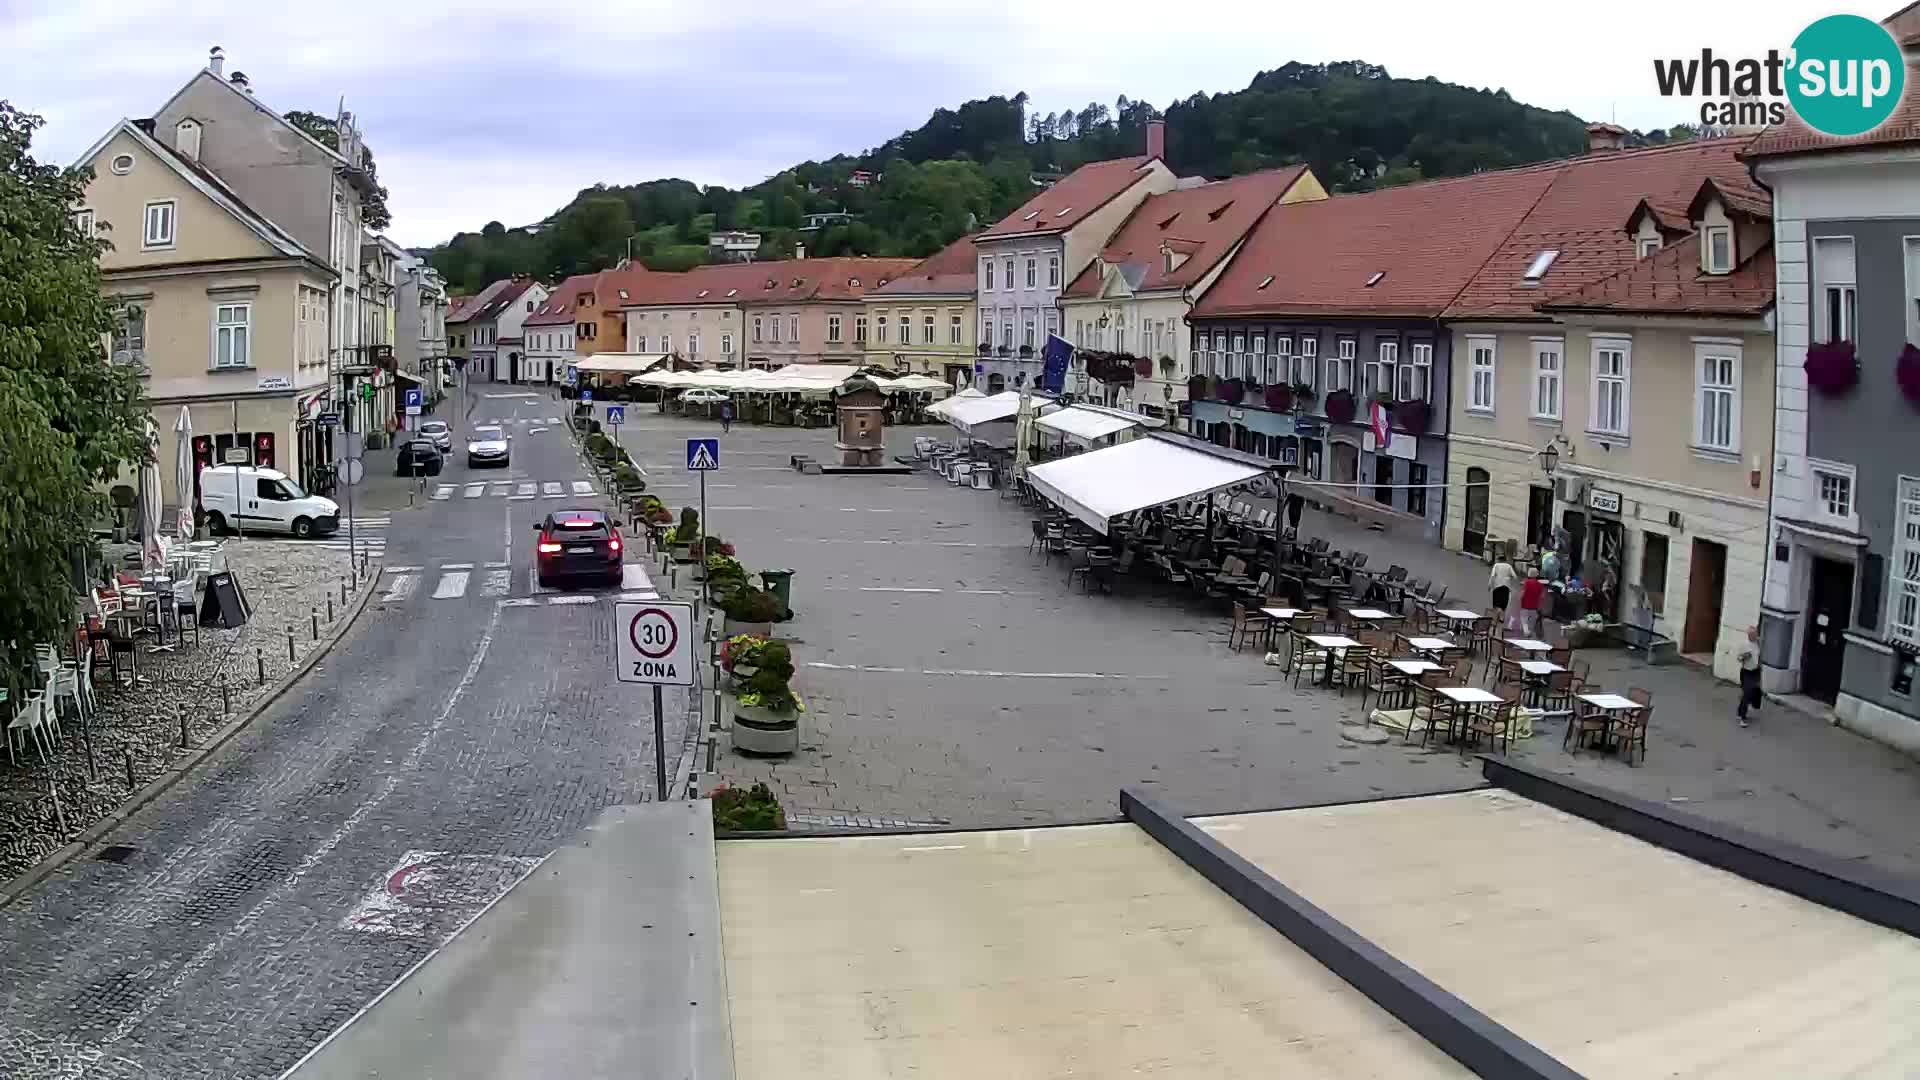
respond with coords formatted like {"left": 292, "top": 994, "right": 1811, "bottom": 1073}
{"left": 1517, "top": 567, "right": 1546, "bottom": 638}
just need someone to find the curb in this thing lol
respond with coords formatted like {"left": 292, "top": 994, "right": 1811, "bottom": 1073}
{"left": 0, "top": 557, "right": 386, "bottom": 909}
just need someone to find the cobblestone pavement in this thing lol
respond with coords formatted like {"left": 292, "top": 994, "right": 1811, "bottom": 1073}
{"left": 595, "top": 413, "right": 1920, "bottom": 878}
{"left": 0, "top": 406, "right": 694, "bottom": 1080}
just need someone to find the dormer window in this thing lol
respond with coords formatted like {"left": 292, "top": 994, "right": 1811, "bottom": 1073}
{"left": 849, "top": 277, "right": 860, "bottom": 287}
{"left": 726, "top": 289, "right": 738, "bottom": 298}
{"left": 1206, "top": 201, "right": 1233, "bottom": 222}
{"left": 697, "top": 289, "right": 709, "bottom": 298}
{"left": 1522, "top": 250, "right": 1559, "bottom": 283}
{"left": 1023, "top": 210, "right": 1039, "bottom": 220}
{"left": 618, "top": 289, "right": 629, "bottom": 300}
{"left": 1257, "top": 275, "right": 1274, "bottom": 290}
{"left": 1637, "top": 237, "right": 1662, "bottom": 259}
{"left": 1704, "top": 227, "right": 1733, "bottom": 274}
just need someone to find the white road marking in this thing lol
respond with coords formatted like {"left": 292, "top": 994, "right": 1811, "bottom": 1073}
{"left": 431, "top": 485, "right": 453, "bottom": 501}
{"left": 516, "top": 482, "right": 537, "bottom": 497}
{"left": 806, "top": 661, "right": 1162, "bottom": 680}
{"left": 440, "top": 562, "right": 475, "bottom": 570}
{"left": 432, "top": 571, "right": 470, "bottom": 599}
{"left": 617, "top": 591, "right": 662, "bottom": 602}
{"left": 571, "top": 481, "right": 596, "bottom": 495}
{"left": 900, "top": 844, "right": 966, "bottom": 852}
{"left": 482, "top": 392, "right": 538, "bottom": 399}
{"left": 481, "top": 569, "right": 512, "bottom": 597}
{"left": 838, "top": 507, "right": 894, "bottom": 512}
{"left": 489, "top": 481, "right": 512, "bottom": 493}
{"left": 383, "top": 565, "right": 422, "bottom": 574}
{"left": 547, "top": 595, "right": 596, "bottom": 605}
{"left": 484, "top": 560, "right": 511, "bottom": 569}
{"left": 497, "top": 598, "right": 536, "bottom": 608}
{"left": 379, "top": 574, "right": 417, "bottom": 602}
{"left": 529, "top": 427, "right": 549, "bottom": 434}
{"left": 464, "top": 484, "right": 485, "bottom": 499}
{"left": 545, "top": 416, "right": 560, "bottom": 423}
{"left": 620, "top": 563, "right": 655, "bottom": 592}
{"left": 859, "top": 586, "right": 942, "bottom": 593}
{"left": 541, "top": 482, "right": 564, "bottom": 498}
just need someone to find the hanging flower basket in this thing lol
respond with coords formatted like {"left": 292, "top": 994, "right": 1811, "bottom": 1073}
{"left": 1132, "top": 355, "right": 1153, "bottom": 378}
{"left": 1805, "top": 340, "right": 1859, "bottom": 396}
{"left": 1392, "top": 399, "right": 1431, "bottom": 432}
{"left": 1187, "top": 374, "right": 1209, "bottom": 400}
{"left": 1324, "top": 388, "right": 1356, "bottom": 424}
{"left": 1159, "top": 354, "right": 1176, "bottom": 375}
{"left": 1218, "top": 378, "right": 1246, "bottom": 405}
{"left": 1898, "top": 343, "right": 1920, "bottom": 409}
{"left": 1264, "top": 384, "right": 1293, "bottom": 411}
{"left": 1291, "top": 382, "right": 1317, "bottom": 405}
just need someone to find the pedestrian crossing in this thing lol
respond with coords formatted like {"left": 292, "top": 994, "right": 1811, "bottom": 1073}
{"left": 256, "top": 514, "right": 389, "bottom": 558}
{"left": 431, "top": 480, "right": 599, "bottom": 502}
{"left": 375, "top": 561, "right": 657, "bottom": 607}
{"left": 483, "top": 416, "right": 564, "bottom": 426}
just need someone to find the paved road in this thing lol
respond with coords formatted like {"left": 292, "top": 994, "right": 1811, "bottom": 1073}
{"left": 0, "top": 384, "right": 694, "bottom": 1080}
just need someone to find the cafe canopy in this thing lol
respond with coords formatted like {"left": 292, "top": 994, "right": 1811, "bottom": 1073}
{"left": 1033, "top": 405, "right": 1143, "bottom": 447}
{"left": 574, "top": 352, "right": 670, "bottom": 374}
{"left": 1025, "top": 435, "right": 1270, "bottom": 534}
{"left": 937, "top": 390, "right": 1027, "bottom": 434}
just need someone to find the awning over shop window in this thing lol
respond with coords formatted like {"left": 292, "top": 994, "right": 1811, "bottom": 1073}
{"left": 1034, "top": 405, "right": 1142, "bottom": 447}
{"left": 1025, "top": 436, "right": 1270, "bottom": 534}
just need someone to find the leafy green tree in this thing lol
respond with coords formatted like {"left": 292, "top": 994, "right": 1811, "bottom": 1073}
{"left": 283, "top": 110, "right": 392, "bottom": 231}
{"left": 0, "top": 103, "right": 149, "bottom": 685}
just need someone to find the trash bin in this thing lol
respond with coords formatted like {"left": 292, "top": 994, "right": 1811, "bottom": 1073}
{"left": 759, "top": 568, "right": 795, "bottom": 619}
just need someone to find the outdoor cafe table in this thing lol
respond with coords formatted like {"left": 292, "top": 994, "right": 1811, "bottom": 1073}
{"left": 1576, "top": 692, "right": 1644, "bottom": 751}
{"left": 1346, "top": 607, "right": 1393, "bottom": 623}
{"left": 1406, "top": 636, "right": 1458, "bottom": 658}
{"left": 1518, "top": 660, "right": 1565, "bottom": 708}
{"left": 1260, "top": 607, "right": 1302, "bottom": 621}
{"left": 1436, "top": 686, "right": 1504, "bottom": 741}
{"left": 1436, "top": 608, "right": 1482, "bottom": 631}
{"left": 1506, "top": 638, "right": 1554, "bottom": 654}
{"left": 1388, "top": 659, "right": 1440, "bottom": 676}
{"left": 1306, "top": 634, "right": 1360, "bottom": 688}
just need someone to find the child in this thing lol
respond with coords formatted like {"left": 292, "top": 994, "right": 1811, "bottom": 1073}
{"left": 1518, "top": 567, "right": 1545, "bottom": 637}
{"left": 1736, "top": 625, "right": 1763, "bottom": 727}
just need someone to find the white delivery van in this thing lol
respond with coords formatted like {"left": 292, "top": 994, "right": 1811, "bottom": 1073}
{"left": 199, "top": 466, "right": 342, "bottom": 538}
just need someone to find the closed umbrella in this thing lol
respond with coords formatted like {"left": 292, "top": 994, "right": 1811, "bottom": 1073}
{"left": 174, "top": 406, "right": 196, "bottom": 541}
{"left": 139, "top": 419, "right": 165, "bottom": 570}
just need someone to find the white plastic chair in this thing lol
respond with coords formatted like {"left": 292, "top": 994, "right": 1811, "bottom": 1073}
{"left": 37, "top": 651, "right": 78, "bottom": 736}
{"left": 7, "top": 690, "right": 52, "bottom": 765}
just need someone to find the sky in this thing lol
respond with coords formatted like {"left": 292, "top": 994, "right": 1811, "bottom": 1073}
{"left": 6, "top": 0, "right": 1826, "bottom": 248}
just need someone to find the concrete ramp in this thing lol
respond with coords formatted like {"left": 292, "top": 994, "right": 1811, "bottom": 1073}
{"left": 287, "top": 801, "right": 734, "bottom": 1080}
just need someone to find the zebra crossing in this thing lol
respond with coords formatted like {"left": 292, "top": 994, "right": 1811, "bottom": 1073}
{"left": 483, "top": 415, "right": 564, "bottom": 426}
{"left": 256, "top": 514, "right": 389, "bottom": 558}
{"left": 376, "top": 561, "right": 657, "bottom": 606}
{"left": 431, "top": 479, "right": 599, "bottom": 502}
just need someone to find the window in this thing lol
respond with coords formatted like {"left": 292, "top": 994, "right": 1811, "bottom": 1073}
{"left": 1466, "top": 336, "right": 1497, "bottom": 413}
{"left": 1023, "top": 318, "right": 1035, "bottom": 348}
{"left": 1370, "top": 340, "right": 1399, "bottom": 396}
{"left": 1398, "top": 342, "right": 1431, "bottom": 401}
{"left": 634, "top": 335, "right": 647, "bottom": 352}
{"left": 1704, "top": 227, "right": 1733, "bottom": 273}
{"left": 1003, "top": 259, "right": 1014, "bottom": 289}
{"left": 1694, "top": 342, "right": 1740, "bottom": 452}
{"left": 1814, "top": 236, "right": 1857, "bottom": 343}
{"left": 950, "top": 313, "right": 962, "bottom": 344}
{"left": 827, "top": 314, "right": 842, "bottom": 342}
{"left": 1891, "top": 476, "right": 1920, "bottom": 648}
{"left": 212, "top": 302, "right": 251, "bottom": 368}
{"left": 1641, "top": 533, "right": 1670, "bottom": 615}
{"left": 72, "top": 209, "right": 94, "bottom": 237}
{"left": 1298, "top": 337, "right": 1317, "bottom": 388}
{"left": 1810, "top": 459, "right": 1856, "bottom": 530}
{"left": 982, "top": 313, "right": 994, "bottom": 344}
{"left": 788, "top": 315, "right": 799, "bottom": 342}
{"left": 1002, "top": 321, "right": 1014, "bottom": 348}
{"left": 661, "top": 333, "right": 673, "bottom": 354}
{"left": 1328, "top": 338, "right": 1356, "bottom": 393}
{"left": 855, "top": 315, "right": 868, "bottom": 343}
{"left": 982, "top": 259, "right": 993, "bottom": 290}
{"left": 112, "top": 303, "right": 146, "bottom": 362}
{"left": 1637, "top": 236, "right": 1661, "bottom": 258}
{"left": 1532, "top": 339, "right": 1563, "bottom": 419}
{"left": 1408, "top": 463, "right": 1428, "bottom": 517}
{"left": 768, "top": 316, "right": 781, "bottom": 344}
{"left": 1374, "top": 456, "right": 1393, "bottom": 505}
{"left": 526, "top": 300, "right": 535, "bottom": 312}
{"left": 1025, "top": 258, "right": 1037, "bottom": 288}
{"left": 689, "top": 333, "right": 700, "bottom": 357}
{"left": 875, "top": 314, "right": 887, "bottom": 344}
{"left": 922, "top": 314, "right": 935, "bottom": 344}
{"left": 1907, "top": 238, "right": 1920, "bottom": 346}
{"left": 720, "top": 333, "right": 733, "bottom": 357}
{"left": 1522, "top": 249, "right": 1560, "bottom": 283}
{"left": 142, "top": 200, "right": 176, "bottom": 249}
{"left": 1048, "top": 255, "right": 1060, "bottom": 288}
{"left": 109, "top": 153, "right": 134, "bottom": 175}
{"left": 1590, "top": 337, "right": 1631, "bottom": 435}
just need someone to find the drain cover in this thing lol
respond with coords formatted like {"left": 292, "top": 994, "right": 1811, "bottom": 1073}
{"left": 94, "top": 844, "right": 138, "bottom": 864}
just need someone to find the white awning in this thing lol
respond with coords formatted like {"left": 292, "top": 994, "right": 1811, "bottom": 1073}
{"left": 574, "top": 353, "right": 669, "bottom": 374}
{"left": 1034, "top": 406, "right": 1142, "bottom": 447}
{"left": 1025, "top": 437, "right": 1270, "bottom": 534}
{"left": 941, "top": 391, "right": 1024, "bottom": 433}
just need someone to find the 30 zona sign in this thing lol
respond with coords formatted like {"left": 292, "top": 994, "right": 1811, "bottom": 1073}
{"left": 614, "top": 601, "right": 694, "bottom": 685}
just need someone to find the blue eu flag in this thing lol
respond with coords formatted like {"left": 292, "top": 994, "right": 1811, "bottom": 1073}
{"left": 1040, "top": 334, "right": 1073, "bottom": 394}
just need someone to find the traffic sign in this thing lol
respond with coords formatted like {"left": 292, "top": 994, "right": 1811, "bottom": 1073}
{"left": 317, "top": 412, "right": 340, "bottom": 427}
{"left": 615, "top": 601, "right": 694, "bottom": 685}
{"left": 580, "top": 388, "right": 593, "bottom": 402}
{"left": 404, "top": 387, "right": 423, "bottom": 416}
{"left": 686, "top": 438, "right": 720, "bottom": 471}
{"left": 605, "top": 405, "right": 625, "bottom": 426}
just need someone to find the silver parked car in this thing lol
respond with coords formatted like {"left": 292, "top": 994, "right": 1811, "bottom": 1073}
{"left": 418, "top": 419, "right": 453, "bottom": 452}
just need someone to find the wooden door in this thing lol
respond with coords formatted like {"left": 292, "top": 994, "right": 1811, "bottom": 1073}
{"left": 1463, "top": 467, "right": 1490, "bottom": 556}
{"left": 1683, "top": 539, "right": 1727, "bottom": 654}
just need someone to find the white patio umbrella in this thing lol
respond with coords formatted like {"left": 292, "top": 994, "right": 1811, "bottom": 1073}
{"left": 173, "top": 406, "right": 196, "bottom": 541}
{"left": 139, "top": 419, "right": 165, "bottom": 569}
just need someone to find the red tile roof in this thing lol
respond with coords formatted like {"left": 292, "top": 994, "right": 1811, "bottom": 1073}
{"left": 524, "top": 273, "right": 598, "bottom": 326}
{"left": 1062, "top": 166, "right": 1311, "bottom": 300}
{"left": 1444, "top": 137, "right": 1764, "bottom": 319}
{"left": 872, "top": 234, "right": 980, "bottom": 297}
{"left": 1191, "top": 166, "right": 1562, "bottom": 319}
{"left": 446, "top": 278, "right": 533, "bottom": 325}
{"left": 976, "top": 156, "right": 1161, "bottom": 242}
{"left": 1538, "top": 234, "right": 1775, "bottom": 317}
{"left": 1744, "top": 58, "right": 1920, "bottom": 159}
{"left": 617, "top": 257, "right": 919, "bottom": 307}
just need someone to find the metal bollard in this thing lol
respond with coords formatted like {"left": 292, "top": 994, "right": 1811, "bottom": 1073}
{"left": 328, "top": 595, "right": 335, "bottom": 622}
{"left": 48, "top": 779, "right": 68, "bottom": 838}
{"left": 256, "top": 648, "right": 265, "bottom": 684}
{"left": 221, "top": 674, "right": 230, "bottom": 715}
{"left": 341, "top": 579, "right": 348, "bottom": 605}
{"left": 83, "top": 723, "right": 97, "bottom": 782}
{"left": 286, "top": 629, "right": 295, "bottom": 663}
{"left": 179, "top": 709, "right": 190, "bottom": 748}
{"left": 311, "top": 609, "right": 320, "bottom": 641}
{"left": 124, "top": 749, "right": 136, "bottom": 791}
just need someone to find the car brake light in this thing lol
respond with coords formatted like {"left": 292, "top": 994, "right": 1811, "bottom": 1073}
{"left": 537, "top": 542, "right": 562, "bottom": 553}
{"left": 608, "top": 536, "right": 622, "bottom": 553}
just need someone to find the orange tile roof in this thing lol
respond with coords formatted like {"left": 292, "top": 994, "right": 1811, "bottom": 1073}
{"left": 1538, "top": 233, "right": 1775, "bottom": 317}
{"left": 872, "top": 233, "right": 980, "bottom": 297}
{"left": 1443, "top": 137, "right": 1763, "bottom": 320}
{"left": 976, "top": 156, "right": 1159, "bottom": 241}
{"left": 1744, "top": 58, "right": 1920, "bottom": 159}
{"left": 616, "top": 257, "right": 919, "bottom": 307}
{"left": 1062, "top": 166, "right": 1310, "bottom": 300}
{"left": 524, "top": 273, "right": 598, "bottom": 326}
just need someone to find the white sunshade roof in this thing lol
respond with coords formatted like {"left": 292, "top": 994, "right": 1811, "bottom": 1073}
{"left": 940, "top": 390, "right": 1024, "bottom": 433}
{"left": 573, "top": 353, "right": 669, "bottom": 373}
{"left": 1026, "top": 437, "right": 1269, "bottom": 534}
{"left": 1034, "top": 405, "right": 1142, "bottom": 447}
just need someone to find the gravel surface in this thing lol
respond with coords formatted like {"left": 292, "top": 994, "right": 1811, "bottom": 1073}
{"left": 0, "top": 541, "right": 367, "bottom": 881}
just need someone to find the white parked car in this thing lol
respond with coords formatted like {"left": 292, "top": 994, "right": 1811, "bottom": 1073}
{"left": 466, "top": 425, "right": 511, "bottom": 468}
{"left": 678, "top": 388, "right": 730, "bottom": 405}
{"left": 418, "top": 419, "right": 453, "bottom": 452}
{"left": 199, "top": 466, "right": 341, "bottom": 538}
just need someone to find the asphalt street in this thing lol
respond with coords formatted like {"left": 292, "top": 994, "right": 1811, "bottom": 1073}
{"left": 0, "top": 383, "right": 694, "bottom": 1080}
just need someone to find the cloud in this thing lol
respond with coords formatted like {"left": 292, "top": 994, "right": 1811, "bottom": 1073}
{"left": 4, "top": 0, "right": 1817, "bottom": 247}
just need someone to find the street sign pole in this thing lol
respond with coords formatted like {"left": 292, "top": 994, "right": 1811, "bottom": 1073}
{"left": 615, "top": 600, "right": 694, "bottom": 801}
{"left": 653, "top": 684, "right": 667, "bottom": 800}
{"left": 231, "top": 400, "right": 244, "bottom": 542}
{"left": 697, "top": 469, "right": 707, "bottom": 629}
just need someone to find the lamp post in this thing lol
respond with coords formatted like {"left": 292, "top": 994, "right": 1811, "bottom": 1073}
{"left": 1536, "top": 441, "right": 1559, "bottom": 477}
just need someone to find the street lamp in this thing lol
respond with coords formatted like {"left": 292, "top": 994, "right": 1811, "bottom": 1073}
{"left": 1537, "top": 442, "right": 1559, "bottom": 476}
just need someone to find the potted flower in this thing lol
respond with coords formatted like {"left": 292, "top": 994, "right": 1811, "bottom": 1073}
{"left": 731, "top": 639, "right": 803, "bottom": 754}
{"left": 1263, "top": 384, "right": 1293, "bottom": 412}
{"left": 1291, "top": 381, "right": 1317, "bottom": 405}
{"left": 612, "top": 462, "right": 647, "bottom": 494}
{"left": 720, "top": 632, "right": 769, "bottom": 687}
{"left": 1132, "top": 355, "right": 1153, "bottom": 378}
{"left": 1898, "top": 343, "right": 1920, "bottom": 409}
{"left": 1218, "top": 378, "right": 1245, "bottom": 405}
{"left": 1324, "top": 388, "right": 1356, "bottom": 424}
{"left": 709, "top": 782, "right": 785, "bottom": 831}
{"left": 668, "top": 507, "right": 699, "bottom": 561}
{"left": 722, "top": 586, "right": 784, "bottom": 637}
{"left": 1392, "top": 399, "right": 1432, "bottom": 432}
{"left": 1186, "top": 374, "right": 1209, "bottom": 401}
{"left": 1805, "top": 340, "right": 1859, "bottom": 396}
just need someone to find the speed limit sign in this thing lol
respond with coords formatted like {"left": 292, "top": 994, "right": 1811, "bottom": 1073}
{"left": 614, "top": 601, "right": 694, "bottom": 685}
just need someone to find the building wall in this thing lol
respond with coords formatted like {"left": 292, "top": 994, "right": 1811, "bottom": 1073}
{"left": 103, "top": 264, "right": 317, "bottom": 401}
{"left": 1060, "top": 291, "right": 1193, "bottom": 417}
{"left": 975, "top": 235, "right": 1064, "bottom": 387}
{"left": 145, "top": 395, "right": 305, "bottom": 509}
{"left": 1059, "top": 161, "right": 1177, "bottom": 288}
{"left": 84, "top": 130, "right": 277, "bottom": 270}
{"left": 860, "top": 296, "right": 975, "bottom": 376}
{"left": 741, "top": 302, "right": 868, "bottom": 365}
{"left": 625, "top": 303, "right": 743, "bottom": 366}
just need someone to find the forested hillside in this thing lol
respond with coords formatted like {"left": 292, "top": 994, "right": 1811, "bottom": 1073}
{"left": 429, "top": 61, "right": 1636, "bottom": 294}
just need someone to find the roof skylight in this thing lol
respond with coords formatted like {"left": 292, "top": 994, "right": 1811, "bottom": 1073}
{"left": 1365, "top": 271, "right": 1386, "bottom": 287}
{"left": 1523, "top": 250, "right": 1560, "bottom": 282}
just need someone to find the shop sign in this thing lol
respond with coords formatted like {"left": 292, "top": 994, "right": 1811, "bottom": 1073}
{"left": 1588, "top": 487, "right": 1623, "bottom": 514}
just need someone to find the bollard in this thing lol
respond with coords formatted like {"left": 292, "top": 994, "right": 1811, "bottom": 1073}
{"left": 221, "top": 674, "right": 230, "bottom": 715}
{"left": 83, "top": 724, "right": 97, "bottom": 782}
{"left": 341, "top": 579, "right": 347, "bottom": 605}
{"left": 256, "top": 648, "right": 266, "bottom": 684}
{"left": 328, "top": 595, "right": 335, "bottom": 622}
{"left": 124, "top": 749, "right": 136, "bottom": 792}
{"left": 287, "top": 628, "right": 296, "bottom": 663}
{"left": 179, "top": 708, "right": 190, "bottom": 748}
{"left": 48, "top": 779, "right": 68, "bottom": 838}
{"left": 311, "top": 609, "right": 320, "bottom": 641}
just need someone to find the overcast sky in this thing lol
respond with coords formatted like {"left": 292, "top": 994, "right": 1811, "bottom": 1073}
{"left": 7, "top": 1, "right": 1821, "bottom": 248}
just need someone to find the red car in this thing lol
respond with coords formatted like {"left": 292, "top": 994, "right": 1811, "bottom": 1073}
{"left": 533, "top": 509, "right": 623, "bottom": 589}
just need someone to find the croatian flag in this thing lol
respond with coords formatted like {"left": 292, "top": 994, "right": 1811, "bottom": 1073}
{"left": 1040, "top": 334, "right": 1074, "bottom": 394}
{"left": 1369, "top": 400, "right": 1393, "bottom": 451}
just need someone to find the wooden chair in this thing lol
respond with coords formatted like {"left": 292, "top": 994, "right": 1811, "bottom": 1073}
{"left": 1543, "top": 670, "right": 1582, "bottom": 713}
{"left": 1336, "top": 643, "right": 1373, "bottom": 695}
{"left": 1290, "top": 628, "right": 1333, "bottom": 689}
{"left": 1462, "top": 689, "right": 1520, "bottom": 757}
{"left": 1616, "top": 687, "right": 1655, "bottom": 766}
{"left": 1565, "top": 695, "right": 1612, "bottom": 753}
{"left": 1028, "top": 519, "right": 1048, "bottom": 556}
{"left": 1467, "top": 616, "right": 1495, "bottom": 662}
{"left": 1411, "top": 677, "right": 1457, "bottom": 748}
{"left": 1361, "top": 651, "right": 1410, "bottom": 712}
{"left": 1228, "top": 603, "right": 1274, "bottom": 652}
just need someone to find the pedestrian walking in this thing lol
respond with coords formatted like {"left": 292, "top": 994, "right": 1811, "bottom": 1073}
{"left": 720, "top": 398, "right": 735, "bottom": 434}
{"left": 1488, "top": 552, "right": 1517, "bottom": 628}
{"left": 1517, "top": 567, "right": 1545, "bottom": 638}
{"left": 1737, "top": 625, "right": 1763, "bottom": 727}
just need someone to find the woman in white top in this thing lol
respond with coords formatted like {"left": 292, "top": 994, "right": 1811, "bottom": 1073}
{"left": 1488, "top": 556, "right": 1517, "bottom": 629}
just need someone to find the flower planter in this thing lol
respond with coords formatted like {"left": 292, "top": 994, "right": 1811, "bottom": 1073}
{"left": 1805, "top": 340, "right": 1859, "bottom": 396}
{"left": 730, "top": 699, "right": 800, "bottom": 755}
{"left": 1324, "top": 389, "right": 1356, "bottom": 425}
{"left": 1186, "top": 375, "right": 1210, "bottom": 401}
{"left": 1263, "top": 384, "right": 1293, "bottom": 412}
{"left": 1218, "top": 378, "right": 1245, "bottom": 405}
{"left": 1392, "top": 399, "right": 1431, "bottom": 432}
{"left": 1898, "top": 344, "right": 1920, "bottom": 409}
{"left": 670, "top": 542, "right": 695, "bottom": 563}
{"left": 724, "top": 618, "right": 774, "bottom": 638}
{"left": 725, "top": 662, "right": 760, "bottom": 691}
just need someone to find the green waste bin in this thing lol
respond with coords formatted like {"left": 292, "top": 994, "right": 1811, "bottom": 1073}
{"left": 759, "top": 568, "right": 795, "bottom": 619}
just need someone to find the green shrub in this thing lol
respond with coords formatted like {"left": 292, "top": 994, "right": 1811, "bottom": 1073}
{"left": 723, "top": 587, "right": 784, "bottom": 625}
{"left": 612, "top": 463, "right": 645, "bottom": 492}
{"left": 710, "top": 782, "right": 785, "bottom": 831}
{"left": 678, "top": 507, "right": 699, "bottom": 537}
{"left": 737, "top": 639, "right": 801, "bottom": 714}
{"left": 584, "top": 431, "right": 611, "bottom": 459}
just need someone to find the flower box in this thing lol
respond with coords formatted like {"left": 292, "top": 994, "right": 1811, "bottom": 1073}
{"left": 1263, "top": 384, "right": 1293, "bottom": 412}
{"left": 730, "top": 698, "right": 800, "bottom": 755}
{"left": 1805, "top": 340, "right": 1859, "bottom": 396}
{"left": 1898, "top": 344, "right": 1920, "bottom": 409}
{"left": 1324, "top": 389, "right": 1356, "bottom": 424}
{"left": 1132, "top": 355, "right": 1153, "bottom": 378}
{"left": 1392, "top": 399, "right": 1431, "bottom": 432}
{"left": 1186, "top": 374, "right": 1210, "bottom": 400}
{"left": 1218, "top": 378, "right": 1246, "bottom": 405}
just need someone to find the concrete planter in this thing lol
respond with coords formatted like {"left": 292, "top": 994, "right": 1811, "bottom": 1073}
{"left": 670, "top": 543, "right": 695, "bottom": 563}
{"left": 730, "top": 699, "right": 799, "bottom": 755}
{"left": 724, "top": 618, "right": 774, "bottom": 638}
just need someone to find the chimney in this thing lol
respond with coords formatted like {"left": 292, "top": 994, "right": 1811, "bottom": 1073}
{"left": 175, "top": 118, "right": 202, "bottom": 162}
{"left": 1145, "top": 119, "right": 1166, "bottom": 160}
{"left": 230, "top": 71, "right": 251, "bottom": 94}
{"left": 208, "top": 46, "right": 225, "bottom": 77}
{"left": 1586, "top": 122, "right": 1628, "bottom": 153}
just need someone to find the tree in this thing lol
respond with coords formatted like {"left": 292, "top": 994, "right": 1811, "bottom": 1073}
{"left": 0, "top": 103, "right": 149, "bottom": 686}
{"left": 283, "top": 110, "right": 392, "bottom": 231}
